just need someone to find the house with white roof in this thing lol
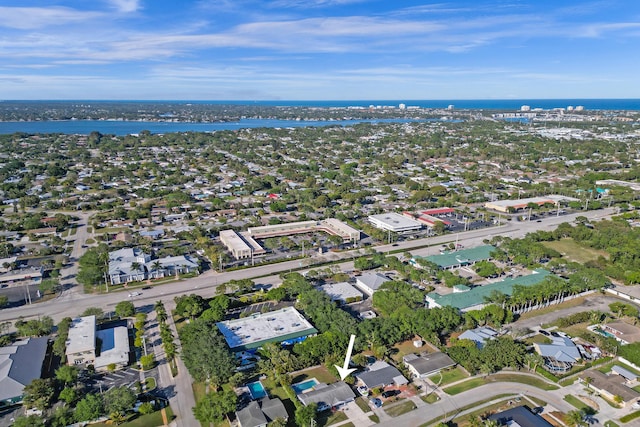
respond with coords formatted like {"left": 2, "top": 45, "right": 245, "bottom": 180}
{"left": 355, "top": 273, "right": 391, "bottom": 296}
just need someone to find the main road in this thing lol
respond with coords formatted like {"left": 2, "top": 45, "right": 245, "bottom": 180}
{"left": 0, "top": 207, "right": 615, "bottom": 326}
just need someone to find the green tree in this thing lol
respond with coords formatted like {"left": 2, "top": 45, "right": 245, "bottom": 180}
{"left": 140, "top": 354, "right": 155, "bottom": 370}
{"left": 192, "top": 390, "right": 237, "bottom": 425}
{"left": 59, "top": 387, "right": 78, "bottom": 405}
{"left": 179, "top": 319, "right": 235, "bottom": 386}
{"left": 55, "top": 365, "right": 79, "bottom": 386}
{"left": 50, "top": 406, "right": 74, "bottom": 427}
{"left": 566, "top": 409, "right": 587, "bottom": 427}
{"left": 138, "top": 402, "right": 155, "bottom": 415}
{"left": 0, "top": 295, "right": 8, "bottom": 308}
{"left": 295, "top": 403, "right": 317, "bottom": 427}
{"left": 82, "top": 307, "right": 104, "bottom": 319}
{"left": 23, "top": 378, "right": 55, "bottom": 410}
{"left": 12, "top": 415, "right": 45, "bottom": 427}
{"left": 115, "top": 300, "right": 135, "bottom": 318}
{"left": 103, "top": 386, "right": 137, "bottom": 414}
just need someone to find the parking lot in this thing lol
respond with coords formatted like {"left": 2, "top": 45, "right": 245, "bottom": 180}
{"left": 84, "top": 368, "right": 141, "bottom": 394}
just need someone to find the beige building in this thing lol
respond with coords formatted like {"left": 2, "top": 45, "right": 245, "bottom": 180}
{"left": 66, "top": 316, "right": 97, "bottom": 366}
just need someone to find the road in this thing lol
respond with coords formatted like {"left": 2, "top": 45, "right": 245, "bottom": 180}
{"left": 0, "top": 207, "right": 615, "bottom": 326}
{"left": 0, "top": 207, "right": 616, "bottom": 427}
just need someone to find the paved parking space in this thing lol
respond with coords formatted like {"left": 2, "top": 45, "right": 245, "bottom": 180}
{"left": 228, "top": 301, "right": 276, "bottom": 316}
{"left": 85, "top": 368, "right": 140, "bottom": 393}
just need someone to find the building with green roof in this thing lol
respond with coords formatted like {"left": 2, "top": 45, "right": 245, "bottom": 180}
{"left": 425, "top": 269, "right": 551, "bottom": 312}
{"left": 412, "top": 245, "right": 496, "bottom": 270}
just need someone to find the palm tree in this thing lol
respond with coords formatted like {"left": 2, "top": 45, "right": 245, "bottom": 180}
{"left": 151, "top": 260, "right": 163, "bottom": 279}
{"left": 566, "top": 409, "right": 587, "bottom": 427}
{"left": 130, "top": 262, "right": 141, "bottom": 281}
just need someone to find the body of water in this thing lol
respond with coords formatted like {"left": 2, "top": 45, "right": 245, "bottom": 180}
{"left": 0, "top": 118, "right": 439, "bottom": 136}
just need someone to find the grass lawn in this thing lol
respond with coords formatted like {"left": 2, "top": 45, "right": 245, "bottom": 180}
{"left": 523, "top": 334, "right": 553, "bottom": 345}
{"left": 192, "top": 381, "right": 207, "bottom": 404}
{"left": 90, "top": 407, "right": 175, "bottom": 427}
{"left": 443, "top": 378, "right": 486, "bottom": 395}
{"left": 291, "top": 365, "right": 338, "bottom": 385}
{"left": 369, "top": 414, "right": 380, "bottom": 423}
{"left": 564, "top": 395, "right": 596, "bottom": 413}
{"left": 421, "top": 393, "right": 440, "bottom": 404}
{"left": 384, "top": 400, "right": 416, "bottom": 417}
{"left": 542, "top": 239, "right": 609, "bottom": 263}
{"left": 317, "top": 410, "right": 348, "bottom": 426}
{"left": 355, "top": 397, "right": 372, "bottom": 413}
{"left": 429, "top": 366, "right": 468, "bottom": 386}
{"left": 145, "top": 377, "right": 156, "bottom": 391}
{"left": 390, "top": 339, "right": 433, "bottom": 363}
{"left": 486, "top": 373, "right": 559, "bottom": 391}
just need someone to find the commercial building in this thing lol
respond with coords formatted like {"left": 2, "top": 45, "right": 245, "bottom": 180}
{"left": 66, "top": 316, "right": 97, "bottom": 366}
{"left": 109, "top": 247, "right": 199, "bottom": 284}
{"left": 318, "top": 282, "right": 363, "bottom": 304}
{"left": 368, "top": 213, "right": 422, "bottom": 233}
{"left": 355, "top": 272, "right": 391, "bottom": 296}
{"left": 0, "top": 337, "right": 48, "bottom": 407}
{"left": 220, "top": 229, "right": 253, "bottom": 260}
{"left": 484, "top": 195, "right": 577, "bottom": 213}
{"left": 66, "top": 316, "right": 130, "bottom": 371}
{"left": 412, "top": 245, "right": 495, "bottom": 270}
{"left": 425, "top": 269, "right": 551, "bottom": 312}
{"left": 216, "top": 307, "right": 317, "bottom": 353}
{"left": 247, "top": 219, "right": 360, "bottom": 242}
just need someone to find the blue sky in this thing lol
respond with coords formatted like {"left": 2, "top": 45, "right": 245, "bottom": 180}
{"left": 1, "top": 0, "right": 640, "bottom": 100}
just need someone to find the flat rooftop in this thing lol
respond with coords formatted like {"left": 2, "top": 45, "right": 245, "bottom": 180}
{"left": 66, "top": 315, "right": 96, "bottom": 355}
{"left": 368, "top": 212, "right": 422, "bottom": 229}
{"left": 217, "top": 306, "right": 317, "bottom": 351}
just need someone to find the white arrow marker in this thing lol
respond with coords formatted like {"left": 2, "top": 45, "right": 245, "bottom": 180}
{"left": 335, "top": 334, "right": 357, "bottom": 381}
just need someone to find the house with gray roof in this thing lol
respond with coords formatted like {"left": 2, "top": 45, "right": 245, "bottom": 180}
{"left": 0, "top": 337, "right": 48, "bottom": 407}
{"left": 355, "top": 361, "right": 408, "bottom": 390}
{"left": 236, "top": 397, "right": 288, "bottom": 427}
{"left": 534, "top": 335, "right": 581, "bottom": 372}
{"left": 458, "top": 327, "right": 498, "bottom": 348}
{"left": 319, "top": 282, "right": 363, "bottom": 304}
{"left": 355, "top": 273, "right": 391, "bottom": 296}
{"left": 488, "top": 405, "right": 553, "bottom": 427}
{"left": 297, "top": 382, "right": 355, "bottom": 412}
{"left": 403, "top": 352, "right": 456, "bottom": 379}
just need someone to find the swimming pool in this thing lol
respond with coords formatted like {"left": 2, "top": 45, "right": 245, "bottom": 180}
{"left": 292, "top": 378, "right": 319, "bottom": 395}
{"left": 247, "top": 381, "right": 267, "bottom": 399}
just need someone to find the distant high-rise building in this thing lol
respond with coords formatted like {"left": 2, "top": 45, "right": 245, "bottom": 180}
{"left": 567, "top": 105, "right": 574, "bottom": 111}
{"left": 575, "top": 105, "right": 584, "bottom": 111}
{"left": 398, "top": 103, "right": 406, "bottom": 110}
{"left": 520, "top": 105, "right": 531, "bottom": 111}
{"left": 447, "top": 104, "right": 454, "bottom": 110}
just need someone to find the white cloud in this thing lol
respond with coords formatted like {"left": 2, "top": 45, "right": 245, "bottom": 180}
{"left": 106, "top": 0, "right": 141, "bottom": 13}
{"left": 0, "top": 6, "right": 103, "bottom": 30}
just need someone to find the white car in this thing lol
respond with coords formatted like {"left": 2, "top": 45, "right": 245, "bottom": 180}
{"left": 128, "top": 292, "right": 141, "bottom": 297}
{"left": 633, "top": 400, "right": 640, "bottom": 409}
{"left": 357, "top": 386, "right": 369, "bottom": 396}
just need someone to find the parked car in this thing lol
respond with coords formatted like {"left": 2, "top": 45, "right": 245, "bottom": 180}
{"left": 371, "top": 398, "right": 382, "bottom": 408}
{"left": 382, "top": 390, "right": 400, "bottom": 398}
{"left": 128, "top": 292, "right": 141, "bottom": 297}
{"left": 357, "top": 386, "right": 369, "bottom": 396}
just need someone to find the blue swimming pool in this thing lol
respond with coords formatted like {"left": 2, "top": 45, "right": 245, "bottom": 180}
{"left": 247, "top": 381, "right": 267, "bottom": 399}
{"left": 292, "top": 378, "right": 319, "bottom": 395}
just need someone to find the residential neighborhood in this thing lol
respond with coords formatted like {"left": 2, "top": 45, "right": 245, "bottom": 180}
{"left": 0, "top": 102, "right": 639, "bottom": 427}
